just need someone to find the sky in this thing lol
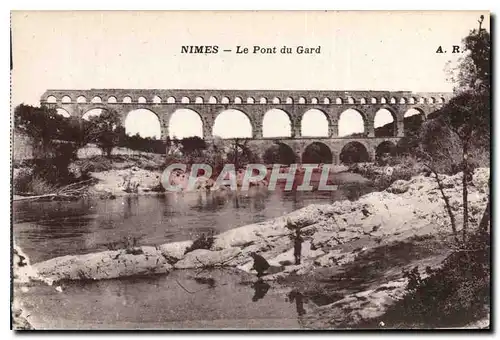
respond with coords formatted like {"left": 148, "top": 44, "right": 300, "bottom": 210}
{"left": 11, "top": 11, "right": 490, "bottom": 139}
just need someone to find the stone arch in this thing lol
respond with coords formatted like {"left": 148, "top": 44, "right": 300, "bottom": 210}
{"left": 375, "top": 141, "right": 397, "bottom": 162}
{"left": 390, "top": 97, "right": 397, "bottom": 104}
{"left": 259, "top": 97, "right": 267, "bottom": 104}
{"left": 77, "top": 95, "right": 87, "bottom": 103}
{"left": 262, "top": 109, "right": 292, "bottom": 138}
{"left": 167, "top": 96, "right": 176, "bottom": 104}
{"left": 263, "top": 142, "right": 297, "bottom": 165}
{"left": 194, "top": 96, "right": 204, "bottom": 104}
{"left": 404, "top": 108, "right": 425, "bottom": 133}
{"left": 340, "top": 141, "right": 370, "bottom": 164}
{"left": 374, "top": 108, "right": 396, "bottom": 137}
{"left": 302, "top": 142, "right": 333, "bottom": 164}
{"left": 286, "top": 97, "right": 294, "bottom": 104}
{"left": 347, "top": 97, "right": 355, "bottom": 104}
{"left": 168, "top": 108, "right": 203, "bottom": 139}
{"left": 91, "top": 96, "right": 102, "bottom": 104}
{"left": 108, "top": 96, "right": 117, "bottom": 104}
{"left": 47, "top": 95, "right": 57, "bottom": 103}
{"left": 339, "top": 109, "right": 365, "bottom": 137}
{"left": 399, "top": 97, "right": 407, "bottom": 104}
{"left": 209, "top": 96, "right": 217, "bottom": 104}
{"left": 153, "top": 95, "right": 162, "bottom": 104}
{"left": 61, "top": 95, "right": 71, "bottom": 103}
{"left": 440, "top": 97, "right": 446, "bottom": 104}
{"left": 181, "top": 96, "right": 190, "bottom": 104}
{"left": 370, "top": 97, "right": 377, "bottom": 104}
{"left": 272, "top": 97, "right": 281, "bottom": 104}
{"left": 311, "top": 97, "right": 318, "bottom": 104}
{"left": 125, "top": 108, "right": 161, "bottom": 139}
{"left": 301, "top": 109, "right": 329, "bottom": 137}
{"left": 298, "top": 97, "right": 306, "bottom": 104}
{"left": 419, "top": 97, "right": 425, "bottom": 104}
{"left": 221, "top": 96, "right": 230, "bottom": 104}
{"left": 234, "top": 96, "right": 242, "bottom": 104}
{"left": 82, "top": 107, "right": 108, "bottom": 120}
{"left": 409, "top": 97, "right": 416, "bottom": 104}
{"left": 335, "top": 98, "right": 343, "bottom": 105}
{"left": 323, "top": 98, "right": 330, "bottom": 104}
{"left": 213, "top": 109, "right": 253, "bottom": 139}
{"left": 138, "top": 96, "right": 147, "bottom": 104}
{"left": 56, "top": 108, "right": 71, "bottom": 117}
{"left": 123, "top": 96, "right": 132, "bottom": 104}
{"left": 247, "top": 97, "right": 255, "bottom": 104}
{"left": 360, "top": 98, "right": 367, "bottom": 104}
{"left": 380, "top": 97, "right": 387, "bottom": 104}
{"left": 429, "top": 97, "right": 436, "bottom": 104}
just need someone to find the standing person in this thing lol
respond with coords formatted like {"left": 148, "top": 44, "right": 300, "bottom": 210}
{"left": 293, "top": 229, "right": 304, "bottom": 265}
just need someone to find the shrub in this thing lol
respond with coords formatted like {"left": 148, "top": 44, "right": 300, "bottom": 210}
{"left": 184, "top": 232, "right": 215, "bottom": 254}
{"left": 384, "top": 230, "right": 490, "bottom": 327}
{"left": 13, "top": 170, "right": 56, "bottom": 195}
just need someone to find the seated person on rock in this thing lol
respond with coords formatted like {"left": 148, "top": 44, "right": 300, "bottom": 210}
{"left": 250, "top": 252, "right": 270, "bottom": 277}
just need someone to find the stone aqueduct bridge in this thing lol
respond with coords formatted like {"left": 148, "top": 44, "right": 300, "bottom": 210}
{"left": 41, "top": 89, "right": 452, "bottom": 163}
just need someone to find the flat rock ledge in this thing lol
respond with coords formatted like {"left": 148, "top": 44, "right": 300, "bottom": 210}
{"left": 22, "top": 246, "right": 173, "bottom": 283}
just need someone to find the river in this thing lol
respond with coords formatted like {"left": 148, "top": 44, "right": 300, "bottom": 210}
{"left": 13, "top": 172, "right": 372, "bottom": 329}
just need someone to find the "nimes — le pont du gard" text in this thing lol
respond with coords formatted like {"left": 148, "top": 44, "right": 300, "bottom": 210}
{"left": 180, "top": 45, "right": 321, "bottom": 54}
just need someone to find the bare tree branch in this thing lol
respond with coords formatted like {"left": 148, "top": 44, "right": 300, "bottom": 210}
{"left": 423, "top": 163, "right": 459, "bottom": 244}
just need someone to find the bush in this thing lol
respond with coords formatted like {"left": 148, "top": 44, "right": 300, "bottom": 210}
{"left": 14, "top": 170, "right": 56, "bottom": 195}
{"left": 184, "top": 233, "right": 215, "bottom": 254}
{"left": 383, "top": 230, "right": 490, "bottom": 328}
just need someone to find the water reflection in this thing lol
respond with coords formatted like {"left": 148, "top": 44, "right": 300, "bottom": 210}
{"left": 13, "top": 177, "right": 371, "bottom": 263}
{"left": 251, "top": 279, "right": 270, "bottom": 302}
{"left": 287, "top": 290, "right": 307, "bottom": 316}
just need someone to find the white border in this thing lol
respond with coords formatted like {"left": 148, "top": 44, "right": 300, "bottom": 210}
{"left": 3, "top": 1, "right": 498, "bottom": 339}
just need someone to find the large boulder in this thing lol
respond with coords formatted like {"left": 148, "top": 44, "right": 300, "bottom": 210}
{"left": 158, "top": 240, "right": 193, "bottom": 262}
{"left": 31, "top": 246, "right": 172, "bottom": 282}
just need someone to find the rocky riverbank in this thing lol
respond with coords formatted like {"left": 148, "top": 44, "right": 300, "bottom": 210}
{"left": 13, "top": 168, "right": 490, "bottom": 329}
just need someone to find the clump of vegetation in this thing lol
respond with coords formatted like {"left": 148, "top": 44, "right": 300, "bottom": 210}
{"left": 363, "top": 19, "right": 491, "bottom": 329}
{"left": 348, "top": 158, "right": 421, "bottom": 192}
{"left": 382, "top": 230, "right": 490, "bottom": 328}
{"left": 184, "top": 232, "right": 215, "bottom": 255}
{"left": 13, "top": 170, "right": 56, "bottom": 195}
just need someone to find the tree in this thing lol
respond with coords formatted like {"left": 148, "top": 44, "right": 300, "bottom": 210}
{"left": 302, "top": 143, "right": 332, "bottom": 164}
{"left": 84, "top": 109, "right": 122, "bottom": 158}
{"left": 14, "top": 104, "right": 66, "bottom": 157}
{"left": 340, "top": 142, "right": 369, "bottom": 164}
{"left": 180, "top": 136, "right": 207, "bottom": 155}
{"left": 226, "top": 138, "right": 258, "bottom": 170}
{"left": 424, "top": 18, "right": 490, "bottom": 243}
{"left": 263, "top": 143, "right": 296, "bottom": 165}
{"left": 446, "top": 16, "right": 490, "bottom": 95}
{"left": 431, "top": 92, "right": 489, "bottom": 242}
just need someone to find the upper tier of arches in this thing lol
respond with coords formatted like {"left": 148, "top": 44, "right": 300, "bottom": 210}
{"left": 42, "top": 90, "right": 451, "bottom": 106}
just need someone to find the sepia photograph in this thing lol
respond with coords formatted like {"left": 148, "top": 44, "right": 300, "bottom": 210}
{"left": 10, "top": 10, "right": 491, "bottom": 330}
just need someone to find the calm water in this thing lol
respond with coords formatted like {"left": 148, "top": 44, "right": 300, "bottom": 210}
{"left": 13, "top": 177, "right": 370, "bottom": 264}
{"left": 19, "top": 269, "right": 311, "bottom": 329}
{"left": 14, "top": 175, "right": 371, "bottom": 329}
